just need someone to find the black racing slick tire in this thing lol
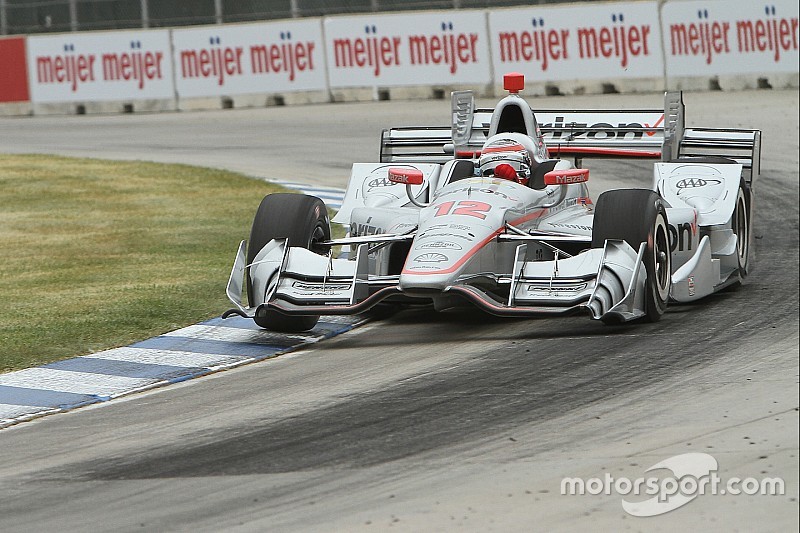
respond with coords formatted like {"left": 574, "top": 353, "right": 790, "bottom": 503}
{"left": 246, "top": 193, "right": 331, "bottom": 332}
{"left": 591, "top": 189, "right": 671, "bottom": 323}
{"left": 732, "top": 179, "right": 752, "bottom": 280}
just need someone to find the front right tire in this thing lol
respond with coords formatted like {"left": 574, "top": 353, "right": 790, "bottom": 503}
{"left": 732, "top": 179, "right": 752, "bottom": 280}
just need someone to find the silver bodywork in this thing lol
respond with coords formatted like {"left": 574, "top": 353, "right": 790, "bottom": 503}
{"left": 225, "top": 90, "right": 761, "bottom": 323}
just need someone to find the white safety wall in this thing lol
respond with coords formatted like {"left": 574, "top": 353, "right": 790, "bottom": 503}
{"left": 172, "top": 19, "right": 328, "bottom": 98}
{"left": 18, "top": 0, "right": 799, "bottom": 108}
{"left": 488, "top": 2, "right": 663, "bottom": 82}
{"left": 661, "top": 0, "right": 799, "bottom": 78}
{"left": 26, "top": 29, "right": 174, "bottom": 103}
{"left": 323, "top": 10, "right": 492, "bottom": 88}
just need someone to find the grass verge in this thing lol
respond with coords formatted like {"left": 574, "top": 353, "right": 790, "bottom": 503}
{"left": 0, "top": 154, "right": 287, "bottom": 373}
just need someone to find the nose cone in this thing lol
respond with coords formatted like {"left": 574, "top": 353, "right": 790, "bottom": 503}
{"left": 399, "top": 271, "right": 454, "bottom": 292}
{"left": 400, "top": 177, "right": 528, "bottom": 292}
{"left": 400, "top": 213, "right": 499, "bottom": 291}
{"left": 401, "top": 239, "right": 476, "bottom": 291}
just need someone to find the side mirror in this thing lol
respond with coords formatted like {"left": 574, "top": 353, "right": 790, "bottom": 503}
{"left": 543, "top": 168, "right": 589, "bottom": 186}
{"left": 388, "top": 167, "right": 424, "bottom": 185}
{"left": 388, "top": 167, "right": 427, "bottom": 207}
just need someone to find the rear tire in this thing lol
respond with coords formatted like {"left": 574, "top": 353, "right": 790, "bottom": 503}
{"left": 247, "top": 193, "right": 331, "bottom": 332}
{"left": 592, "top": 189, "right": 671, "bottom": 322}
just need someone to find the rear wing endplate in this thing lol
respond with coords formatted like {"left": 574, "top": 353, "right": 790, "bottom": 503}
{"left": 662, "top": 92, "right": 761, "bottom": 185}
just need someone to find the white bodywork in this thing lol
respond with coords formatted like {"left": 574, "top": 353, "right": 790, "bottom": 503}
{"left": 655, "top": 161, "right": 752, "bottom": 301}
{"left": 225, "top": 88, "right": 760, "bottom": 324}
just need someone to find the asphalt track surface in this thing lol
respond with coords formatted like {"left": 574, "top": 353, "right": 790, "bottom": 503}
{"left": 0, "top": 90, "right": 797, "bottom": 531}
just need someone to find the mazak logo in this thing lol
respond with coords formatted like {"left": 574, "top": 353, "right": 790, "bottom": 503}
{"left": 561, "top": 452, "right": 785, "bottom": 517}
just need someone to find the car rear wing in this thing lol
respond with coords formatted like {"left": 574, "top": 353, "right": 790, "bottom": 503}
{"left": 379, "top": 110, "right": 665, "bottom": 163}
{"left": 661, "top": 92, "right": 761, "bottom": 185}
{"left": 379, "top": 91, "right": 761, "bottom": 184}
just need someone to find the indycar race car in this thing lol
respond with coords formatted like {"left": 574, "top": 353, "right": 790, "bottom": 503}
{"left": 223, "top": 73, "right": 761, "bottom": 331}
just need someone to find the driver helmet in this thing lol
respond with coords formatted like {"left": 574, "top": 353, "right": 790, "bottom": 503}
{"left": 478, "top": 139, "right": 531, "bottom": 185}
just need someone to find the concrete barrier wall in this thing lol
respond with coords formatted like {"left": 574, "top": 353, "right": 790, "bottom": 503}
{"left": 1, "top": 0, "right": 797, "bottom": 116}
{"left": 0, "top": 36, "right": 31, "bottom": 114}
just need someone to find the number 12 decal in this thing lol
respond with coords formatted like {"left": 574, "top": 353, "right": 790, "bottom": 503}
{"left": 433, "top": 201, "right": 492, "bottom": 220}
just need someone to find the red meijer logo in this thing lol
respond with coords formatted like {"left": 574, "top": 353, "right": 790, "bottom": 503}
{"left": 35, "top": 41, "right": 165, "bottom": 92}
{"left": 499, "top": 13, "right": 653, "bottom": 71}
{"left": 332, "top": 22, "right": 480, "bottom": 76}
{"left": 669, "top": 5, "right": 799, "bottom": 64}
{"left": 180, "top": 32, "right": 317, "bottom": 85}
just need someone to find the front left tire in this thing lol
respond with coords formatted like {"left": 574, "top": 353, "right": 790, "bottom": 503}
{"left": 247, "top": 193, "right": 331, "bottom": 332}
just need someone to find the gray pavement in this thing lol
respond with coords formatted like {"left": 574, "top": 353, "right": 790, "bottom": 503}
{"left": 0, "top": 90, "right": 797, "bottom": 531}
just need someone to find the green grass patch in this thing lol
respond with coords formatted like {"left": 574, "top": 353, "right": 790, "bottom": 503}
{"left": 0, "top": 154, "right": 288, "bottom": 373}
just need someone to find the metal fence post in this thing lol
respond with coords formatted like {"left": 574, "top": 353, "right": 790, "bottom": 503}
{"left": 0, "top": 0, "right": 7, "bottom": 35}
{"left": 141, "top": 0, "right": 149, "bottom": 28}
{"left": 290, "top": 0, "right": 299, "bottom": 18}
{"left": 69, "top": 0, "right": 77, "bottom": 31}
{"left": 215, "top": 0, "right": 222, "bottom": 24}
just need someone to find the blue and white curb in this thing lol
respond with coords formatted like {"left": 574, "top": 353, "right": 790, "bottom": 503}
{"left": 1, "top": 180, "right": 353, "bottom": 429}
{"left": 0, "top": 315, "right": 363, "bottom": 429}
{"left": 270, "top": 180, "right": 346, "bottom": 210}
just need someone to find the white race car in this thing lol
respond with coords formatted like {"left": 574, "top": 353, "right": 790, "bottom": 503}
{"left": 224, "top": 73, "right": 761, "bottom": 332}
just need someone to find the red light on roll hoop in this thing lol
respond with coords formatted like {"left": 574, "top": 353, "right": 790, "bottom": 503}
{"left": 503, "top": 72, "right": 524, "bottom": 93}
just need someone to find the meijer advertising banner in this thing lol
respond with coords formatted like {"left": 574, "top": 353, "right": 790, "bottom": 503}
{"left": 324, "top": 11, "right": 492, "bottom": 88}
{"left": 662, "top": 0, "right": 799, "bottom": 77}
{"left": 27, "top": 30, "right": 174, "bottom": 103}
{"left": 489, "top": 2, "right": 662, "bottom": 82}
{"left": 172, "top": 19, "right": 327, "bottom": 98}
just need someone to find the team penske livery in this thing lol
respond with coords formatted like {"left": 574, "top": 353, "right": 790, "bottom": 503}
{"left": 224, "top": 73, "right": 761, "bottom": 332}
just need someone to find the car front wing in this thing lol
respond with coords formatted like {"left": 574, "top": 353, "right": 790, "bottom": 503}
{"left": 223, "top": 236, "right": 650, "bottom": 323}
